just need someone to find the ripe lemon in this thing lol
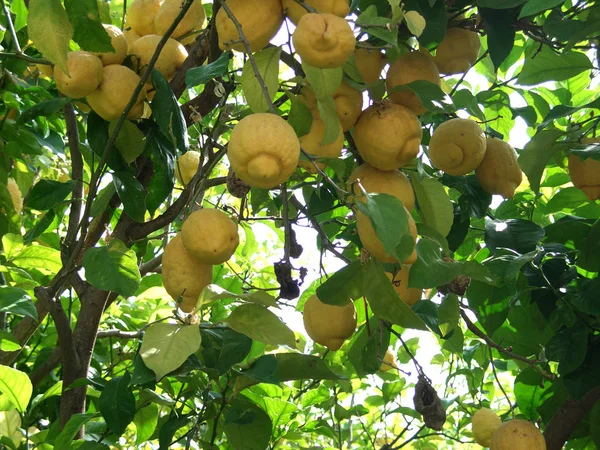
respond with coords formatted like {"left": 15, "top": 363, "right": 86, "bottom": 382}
{"left": 386, "top": 50, "right": 441, "bottom": 115}
{"left": 293, "top": 13, "right": 355, "bottom": 69}
{"left": 476, "top": 137, "right": 523, "bottom": 199}
{"left": 124, "top": 26, "right": 141, "bottom": 50}
{"left": 93, "top": 25, "right": 128, "bottom": 66}
{"left": 472, "top": 408, "right": 502, "bottom": 447}
{"left": 303, "top": 294, "right": 357, "bottom": 351}
{"left": 386, "top": 266, "right": 422, "bottom": 306}
{"left": 429, "top": 118, "right": 486, "bottom": 176}
{"left": 334, "top": 82, "right": 363, "bottom": 131}
{"left": 228, "top": 113, "right": 300, "bottom": 189}
{"left": 86, "top": 64, "right": 147, "bottom": 121}
{"left": 354, "top": 48, "right": 388, "bottom": 84}
{"left": 175, "top": 150, "right": 201, "bottom": 186}
{"left": 54, "top": 51, "right": 104, "bottom": 98}
{"left": 162, "top": 233, "right": 213, "bottom": 312}
{"left": 216, "top": 0, "right": 283, "bottom": 53}
{"left": 568, "top": 138, "right": 600, "bottom": 201}
{"left": 155, "top": 0, "right": 206, "bottom": 38}
{"left": 354, "top": 101, "right": 422, "bottom": 170}
{"left": 282, "top": 0, "right": 350, "bottom": 24}
{"left": 434, "top": 27, "right": 481, "bottom": 75}
{"left": 127, "top": 0, "right": 161, "bottom": 36}
{"left": 299, "top": 116, "right": 344, "bottom": 164}
{"left": 129, "top": 34, "right": 188, "bottom": 81}
{"left": 6, "top": 178, "right": 23, "bottom": 213}
{"left": 181, "top": 209, "right": 240, "bottom": 265}
{"left": 490, "top": 419, "right": 546, "bottom": 450}
{"left": 379, "top": 348, "right": 398, "bottom": 372}
{"left": 348, "top": 164, "right": 415, "bottom": 211}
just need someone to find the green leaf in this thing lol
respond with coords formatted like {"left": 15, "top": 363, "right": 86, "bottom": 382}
{"left": 514, "top": 367, "right": 552, "bottom": 420}
{"left": 287, "top": 93, "right": 313, "bottom": 138}
{"left": 87, "top": 112, "right": 129, "bottom": 172}
{"left": 479, "top": 7, "right": 517, "bottom": 69}
{"left": 402, "top": 0, "right": 447, "bottom": 47}
{"left": 0, "top": 287, "right": 37, "bottom": 320}
{"left": 363, "top": 260, "right": 428, "bottom": 330}
{"left": 272, "top": 353, "right": 342, "bottom": 381}
{"left": 90, "top": 184, "right": 117, "bottom": 218}
{"left": 151, "top": 70, "right": 188, "bottom": 154}
{"left": 518, "top": 129, "right": 567, "bottom": 193}
{"left": 316, "top": 97, "right": 341, "bottom": 145}
{"left": 11, "top": 245, "right": 62, "bottom": 274}
{"left": 409, "top": 238, "right": 461, "bottom": 289}
{"left": 139, "top": 323, "right": 202, "bottom": 380}
{"left": 30, "top": 381, "right": 63, "bottom": 411}
{"left": 546, "top": 326, "right": 589, "bottom": 375}
{"left": 224, "top": 304, "right": 297, "bottom": 348}
{"left": 82, "top": 239, "right": 141, "bottom": 296}
{"left": 466, "top": 278, "right": 513, "bottom": 335}
{"left": 10, "top": 0, "right": 28, "bottom": 32}
{"left": 356, "top": 6, "right": 399, "bottom": 46}
{"left": 0, "top": 332, "right": 20, "bottom": 352}
{"left": 316, "top": 260, "right": 364, "bottom": 306}
{"left": 572, "top": 277, "right": 600, "bottom": 315}
{"left": 517, "top": 46, "right": 592, "bottom": 85}
{"left": 145, "top": 128, "right": 175, "bottom": 215}
{"left": 302, "top": 64, "right": 342, "bottom": 99}
{"left": 27, "top": 0, "right": 73, "bottom": 74}
{"left": 388, "top": 80, "right": 447, "bottom": 112}
{"left": 0, "top": 365, "right": 32, "bottom": 413}
{"left": 201, "top": 327, "right": 253, "bottom": 374}
{"left": 224, "top": 399, "right": 272, "bottom": 450}
{"left": 0, "top": 409, "right": 21, "bottom": 446}
{"left": 591, "top": 401, "right": 600, "bottom": 448}
{"left": 54, "top": 413, "right": 99, "bottom": 450}
{"left": 98, "top": 373, "right": 135, "bottom": 435}
{"left": 24, "top": 210, "right": 57, "bottom": 245}
{"left": 112, "top": 171, "right": 146, "bottom": 223}
{"left": 241, "top": 47, "right": 281, "bottom": 113}
{"left": 349, "top": 319, "right": 390, "bottom": 377}
{"left": 518, "top": 0, "right": 565, "bottom": 19}
{"left": 134, "top": 403, "right": 159, "bottom": 445}
{"left": 412, "top": 175, "right": 453, "bottom": 237}
{"left": 26, "top": 179, "right": 75, "bottom": 210}
{"left": 404, "top": 10, "right": 426, "bottom": 37}
{"left": 452, "top": 90, "right": 486, "bottom": 121}
{"left": 484, "top": 219, "right": 545, "bottom": 255}
{"left": 64, "top": 0, "right": 113, "bottom": 52}
{"left": 186, "top": 52, "right": 230, "bottom": 87}
{"left": 198, "top": 284, "right": 277, "bottom": 309}
{"left": 438, "top": 294, "right": 460, "bottom": 337}
{"left": 17, "top": 98, "right": 70, "bottom": 124}
{"left": 478, "top": 0, "right": 527, "bottom": 8}
{"left": 109, "top": 120, "right": 146, "bottom": 164}
{"left": 158, "top": 416, "right": 189, "bottom": 450}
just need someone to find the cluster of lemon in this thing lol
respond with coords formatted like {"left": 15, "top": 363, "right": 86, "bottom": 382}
{"left": 472, "top": 408, "right": 546, "bottom": 449}
{"left": 570, "top": 138, "right": 600, "bottom": 200}
{"left": 48, "top": 0, "right": 204, "bottom": 120}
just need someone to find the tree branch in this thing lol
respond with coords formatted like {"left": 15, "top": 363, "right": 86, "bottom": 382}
{"left": 63, "top": 103, "right": 84, "bottom": 258}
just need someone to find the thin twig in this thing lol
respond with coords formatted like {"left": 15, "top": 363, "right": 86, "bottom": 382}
{"left": 488, "top": 346, "right": 515, "bottom": 419}
{"left": 281, "top": 184, "right": 292, "bottom": 262}
{"left": 449, "top": 50, "right": 489, "bottom": 97}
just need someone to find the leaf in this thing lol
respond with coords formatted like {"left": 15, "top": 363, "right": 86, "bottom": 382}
{"left": 591, "top": 401, "right": 600, "bottom": 448}
{"left": 64, "top": 0, "right": 113, "bottom": 52}
{"left": 466, "top": 278, "right": 513, "bottom": 335}
{"left": 30, "top": 381, "right": 63, "bottom": 410}
{"left": 134, "top": 403, "right": 159, "bottom": 445}
{"left": 546, "top": 326, "right": 589, "bottom": 375}
{"left": 139, "top": 323, "right": 202, "bottom": 380}
{"left": 316, "top": 97, "right": 341, "bottom": 145}
{"left": 518, "top": 0, "right": 565, "bottom": 19}
{"left": 224, "top": 304, "right": 296, "bottom": 348}
{"left": 87, "top": 112, "right": 128, "bottom": 172}
{"left": 349, "top": 319, "right": 390, "bottom": 377}
{"left": 241, "top": 47, "right": 281, "bottom": 113}
{"left": 478, "top": 0, "right": 527, "bottom": 8}
{"left": 356, "top": 6, "right": 399, "bottom": 46}
{"left": 404, "top": 10, "right": 426, "bottom": 37}
{"left": 272, "top": 353, "right": 342, "bottom": 381}
{"left": 224, "top": 399, "right": 272, "bottom": 450}
{"left": 145, "top": 128, "right": 175, "bottom": 215}
{"left": 11, "top": 245, "right": 62, "bottom": 274}
{"left": 186, "top": 52, "right": 230, "bottom": 87}
{"left": 0, "top": 332, "right": 20, "bottom": 352}
{"left": 484, "top": 219, "right": 545, "bottom": 255}
{"left": 517, "top": 46, "right": 592, "bottom": 85}
{"left": 158, "top": 416, "right": 189, "bottom": 450}
{"left": 201, "top": 327, "right": 253, "bottom": 374}
{"left": 0, "top": 365, "right": 32, "bottom": 413}
{"left": 402, "top": 0, "right": 447, "bottom": 47}
{"left": 302, "top": 64, "right": 342, "bottom": 99}
{"left": 82, "top": 239, "right": 141, "bottom": 297}
{"left": 27, "top": 0, "right": 73, "bottom": 73}
{"left": 388, "top": 80, "right": 447, "bottom": 112}
{"left": 26, "top": 179, "right": 76, "bottom": 210}
{"left": 98, "top": 373, "right": 136, "bottom": 435}
{"left": 0, "top": 410, "right": 21, "bottom": 446}
{"left": 198, "top": 284, "right": 278, "bottom": 309}
{"left": 109, "top": 120, "right": 146, "bottom": 164}
{"left": 514, "top": 367, "right": 552, "bottom": 420}
{"left": 479, "top": 7, "right": 517, "bottom": 69}
{"left": 409, "top": 238, "right": 462, "bottom": 289}
{"left": 54, "top": 413, "right": 99, "bottom": 450}
{"left": 23, "top": 210, "right": 57, "bottom": 245}
{"left": 112, "top": 171, "right": 147, "bottom": 222}
{"left": 17, "top": 98, "right": 70, "bottom": 124}
{"left": 151, "top": 70, "right": 188, "bottom": 153}
{"left": 0, "top": 287, "right": 37, "bottom": 320}
{"left": 316, "top": 260, "right": 364, "bottom": 306}
{"left": 90, "top": 184, "right": 116, "bottom": 218}
{"left": 412, "top": 175, "right": 453, "bottom": 237}
{"left": 286, "top": 93, "right": 313, "bottom": 138}
{"left": 518, "top": 129, "right": 567, "bottom": 193}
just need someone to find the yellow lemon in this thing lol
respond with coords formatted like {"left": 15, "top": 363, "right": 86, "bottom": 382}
{"left": 300, "top": 117, "right": 344, "bottom": 163}
{"left": 54, "top": 51, "right": 104, "bottom": 98}
{"left": 386, "top": 50, "right": 441, "bottom": 115}
{"left": 127, "top": 0, "right": 161, "bottom": 36}
{"left": 129, "top": 34, "right": 188, "bottom": 81}
{"left": 282, "top": 0, "right": 350, "bottom": 24}
{"left": 490, "top": 419, "right": 546, "bottom": 450}
{"left": 303, "top": 294, "right": 357, "bottom": 351}
{"left": 175, "top": 150, "right": 201, "bottom": 186}
{"left": 124, "top": 27, "right": 141, "bottom": 50}
{"left": 86, "top": 64, "right": 147, "bottom": 121}
{"left": 472, "top": 408, "right": 502, "bottom": 447}
{"left": 181, "top": 209, "right": 240, "bottom": 265}
{"left": 154, "top": 0, "right": 206, "bottom": 38}
{"left": 6, "top": 178, "right": 23, "bottom": 213}
{"left": 354, "top": 48, "right": 388, "bottom": 84}
{"left": 334, "top": 82, "right": 363, "bottom": 131}
{"left": 161, "top": 233, "right": 213, "bottom": 313}
{"left": 354, "top": 101, "right": 422, "bottom": 170}
{"left": 568, "top": 138, "right": 600, "bottom": 201}
{"left": 216, "top": 0, "right": 283, "bottom": 53}
{"left": 228, "top": 113, "right": 300, "bottom": 189}
{"left": 293, "top": 13, "right": 355, "bottom": 69}
{"left": 476, "top": 137, "right": 523, "bottom": 199}
{"left": 379, "top": 348, "right": 398, "bottom": 372}
{"left": 429, "top": 118, "right": 486, "bottom": 176}
{"left": 93, "top": 25, "right": 128, "bottom": 66}
{"left": 348, "top": 163, "right": 415, "bottom": 211}
{"left": 434, "top": 27, "right": 481, "bottom": 75}
{"left": 386, "top": 266, "right": 422, "bottom": 306}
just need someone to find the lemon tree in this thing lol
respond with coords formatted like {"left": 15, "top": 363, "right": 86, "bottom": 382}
{"left": 1, "top": 1, "right": 600, "bottom": 449}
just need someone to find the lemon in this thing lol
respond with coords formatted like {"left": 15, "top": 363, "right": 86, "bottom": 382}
{"left": 379, "top": 348, "right": 398, "bottom": 372}
{"left": 127, "top": 0, "right": 161, "bottom": 36}
{"left": 228, "top": 113, "right": 301, "bottom": 189}
{"left": 354, "top": 48, "right": 388, "bottom": 84}
{"left": 334, "top": 82, "right": 363, "bottom": 131}
{"left": 175, "top": 150, "right": 201, "bottom": 186}
{"left": 93, "top": 25, "right": 128, "bottom": 66}
{"left": 129, "top": 34, "right": 188, "bottom": 81}
{"left": 124, "top": 26, "right": 141, "bottom": 50}
{"left": 6, "top": 178, "right": 23, "bottom": 213}
{"left": 354, "top": 101, "right": 422, "bottom": 170}
{"left": 54, "top": 51, "right": 104, "bottom": 98}
{"left": 216, "top": 0, "right": 283, "bottom": 53}
{"left": 429, "top": 118, "right": 486, "bottom": 176}
{"left": 303, "top": 294, "right": 357, "bottom": 351}
{"left": 299, "top": 116, "right": 344, "bottom": 165}
{"left": 293, "top": 13, "right": 355, "bottom": 69}
{"left": 476, "top": 137, "right": 523, "bottom": 199}
{"left": 472, "top": 408, "right": 502, "bottom": 447}
{"left": 162, "top": 233, "right": 213, "bottom": 313}
{"left": 154, "top": 0, "right": 206, "bottom": 38}
{"left": 434, "top": 27, "right": 481, "bottom": 75}
{"left": 181, "top": 209, "right": 240, "bottom": 265}
{"left": 386, "top": 266, "right": 422, "bottom": 306}
{"left": 86, "top": 64, "right": 147, "bottom": 121}
{"left": 386, "top": 50, "right": 440, "bottom": 115}
{"left": 490, "top": 419, "right": 546, "bottom": 450}
{"left": 568, "top": 138, "right": 600, "bottom": 201}
{"left": 282, "top": 0, "right": 350, "bottom": 24}
{"left": 348, "top": 163, "right": 415, "bottom": 211}
{"left": 357, "top": 205, "right": 417, "bottom": 264}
